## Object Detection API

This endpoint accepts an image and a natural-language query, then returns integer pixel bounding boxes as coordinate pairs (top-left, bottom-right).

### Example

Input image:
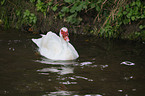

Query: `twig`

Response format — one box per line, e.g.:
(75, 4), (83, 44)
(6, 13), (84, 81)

(98, 0), (123, 33)
(7, 0), (17, 8)
(93, 0), (108, 24)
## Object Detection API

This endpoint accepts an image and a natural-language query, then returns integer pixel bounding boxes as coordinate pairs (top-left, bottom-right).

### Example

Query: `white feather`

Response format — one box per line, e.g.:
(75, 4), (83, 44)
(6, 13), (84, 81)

(32, 30), (79, 60)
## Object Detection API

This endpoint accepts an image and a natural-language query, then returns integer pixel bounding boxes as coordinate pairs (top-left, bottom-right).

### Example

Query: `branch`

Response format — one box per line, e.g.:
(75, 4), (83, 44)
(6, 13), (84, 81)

(93, 0), (108, 24)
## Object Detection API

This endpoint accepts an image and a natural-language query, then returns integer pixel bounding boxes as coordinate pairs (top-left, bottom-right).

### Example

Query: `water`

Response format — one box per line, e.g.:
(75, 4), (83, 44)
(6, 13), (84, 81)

(0, 29), (145, 96)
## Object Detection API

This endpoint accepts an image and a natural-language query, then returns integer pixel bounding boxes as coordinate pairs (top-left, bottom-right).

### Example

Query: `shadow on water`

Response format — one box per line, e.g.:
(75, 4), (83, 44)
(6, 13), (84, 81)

(0, 29), (145, 96)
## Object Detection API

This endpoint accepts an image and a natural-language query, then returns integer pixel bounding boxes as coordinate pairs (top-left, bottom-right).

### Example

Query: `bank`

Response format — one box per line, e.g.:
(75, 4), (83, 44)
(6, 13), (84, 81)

(0, 0), (145, 41)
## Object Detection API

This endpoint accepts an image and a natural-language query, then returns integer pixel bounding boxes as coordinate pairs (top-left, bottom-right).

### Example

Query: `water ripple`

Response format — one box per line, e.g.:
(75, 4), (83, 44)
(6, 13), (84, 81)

(120, 61), (135, 66)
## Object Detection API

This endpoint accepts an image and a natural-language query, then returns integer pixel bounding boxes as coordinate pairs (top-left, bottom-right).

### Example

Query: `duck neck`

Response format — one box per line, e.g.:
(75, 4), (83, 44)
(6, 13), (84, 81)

(60, 36), (68, 47)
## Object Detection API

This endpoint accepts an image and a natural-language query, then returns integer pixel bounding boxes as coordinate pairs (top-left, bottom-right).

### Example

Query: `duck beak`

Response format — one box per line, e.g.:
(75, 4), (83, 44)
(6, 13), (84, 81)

(64, 36), (70, 42)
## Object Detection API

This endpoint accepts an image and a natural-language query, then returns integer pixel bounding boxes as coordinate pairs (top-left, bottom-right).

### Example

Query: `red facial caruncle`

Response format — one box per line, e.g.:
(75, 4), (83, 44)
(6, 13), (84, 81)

(61, 29), (70, 42)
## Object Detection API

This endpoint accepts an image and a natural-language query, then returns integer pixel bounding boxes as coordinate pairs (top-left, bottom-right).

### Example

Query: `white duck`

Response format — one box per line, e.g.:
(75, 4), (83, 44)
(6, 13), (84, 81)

(32, 27), (79, 60)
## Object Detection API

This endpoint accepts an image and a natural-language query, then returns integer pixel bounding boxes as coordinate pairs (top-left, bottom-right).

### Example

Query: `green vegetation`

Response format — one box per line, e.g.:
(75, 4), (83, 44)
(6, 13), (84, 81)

(23, 10), (37, 25)
(0, 0), (145, 41)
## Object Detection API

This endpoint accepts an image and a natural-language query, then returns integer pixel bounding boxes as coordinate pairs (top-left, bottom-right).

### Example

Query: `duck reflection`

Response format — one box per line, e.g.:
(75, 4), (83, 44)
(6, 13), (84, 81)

(42, 91), (76, 96)
(36, 58), (77, 95)
(35, 58), (77, 65)
(36, 58), (77, 75)
(37, 66), (74, 75)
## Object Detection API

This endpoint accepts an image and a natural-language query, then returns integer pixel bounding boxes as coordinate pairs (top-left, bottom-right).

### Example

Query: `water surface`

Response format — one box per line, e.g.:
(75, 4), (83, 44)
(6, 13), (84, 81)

(0, 29), (145, 96)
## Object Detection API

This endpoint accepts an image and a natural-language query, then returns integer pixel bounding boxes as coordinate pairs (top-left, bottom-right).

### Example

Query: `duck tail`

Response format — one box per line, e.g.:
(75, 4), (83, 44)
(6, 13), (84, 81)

(32, 38), (42, 47)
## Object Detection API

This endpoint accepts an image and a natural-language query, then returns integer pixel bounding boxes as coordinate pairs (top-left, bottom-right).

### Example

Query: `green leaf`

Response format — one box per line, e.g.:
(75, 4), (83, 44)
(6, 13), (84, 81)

(23, 10), (30, 18)
(37, 0), (41, 4)
(16, 10), (20, 16)
(31, 13), (35, 17)
(85, 0), (89, 5)
(139, 25), (144, 29)
(123, 19), (130, 24)
(117, 11), (121, 16)
(64, 0), (74, 3)
(90, 3), (95, 8)
(66, 13), (77, 24)
(1, 0), (5, 5)
(136, 0), (141, 7)
(59, 12), (65, 19)
(48, 2), (52, 6)
(125, 4), (129, 8)
(83, 5), (87, 9)
(141, 14), (145, 19)
(30, 0), (36, 3)
(96, 0), (102, 4)
(123, 11), (127, 15)
(29, 16), (33, 20)
(76, 4), (83, 12)
(52, 5), (58, 12)
(43, 12), (46, 17)
(127, 13), (132, 18)
(70, 6), (76, 13)
(96, 6), (100, 11)
(61, 7), (69, 13)
(136, 16), (141, 19)
(82, 3), (87, 9)
(33, 16), (37, 24)
(131, 16), (135, 21)
(131, 2), (135, 6)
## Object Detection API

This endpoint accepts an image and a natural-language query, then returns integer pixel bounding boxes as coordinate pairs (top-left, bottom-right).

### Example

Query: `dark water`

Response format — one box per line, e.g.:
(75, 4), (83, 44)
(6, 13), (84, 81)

(0, 29), (145, 96)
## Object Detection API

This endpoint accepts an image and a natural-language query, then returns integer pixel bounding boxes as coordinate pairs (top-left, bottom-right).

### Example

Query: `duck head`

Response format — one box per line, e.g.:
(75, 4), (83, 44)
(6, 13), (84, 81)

(59, 27), (70, 42)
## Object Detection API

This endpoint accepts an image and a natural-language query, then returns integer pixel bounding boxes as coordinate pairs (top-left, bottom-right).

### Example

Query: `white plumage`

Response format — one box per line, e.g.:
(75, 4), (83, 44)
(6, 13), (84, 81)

(32, 27), (79, 60)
